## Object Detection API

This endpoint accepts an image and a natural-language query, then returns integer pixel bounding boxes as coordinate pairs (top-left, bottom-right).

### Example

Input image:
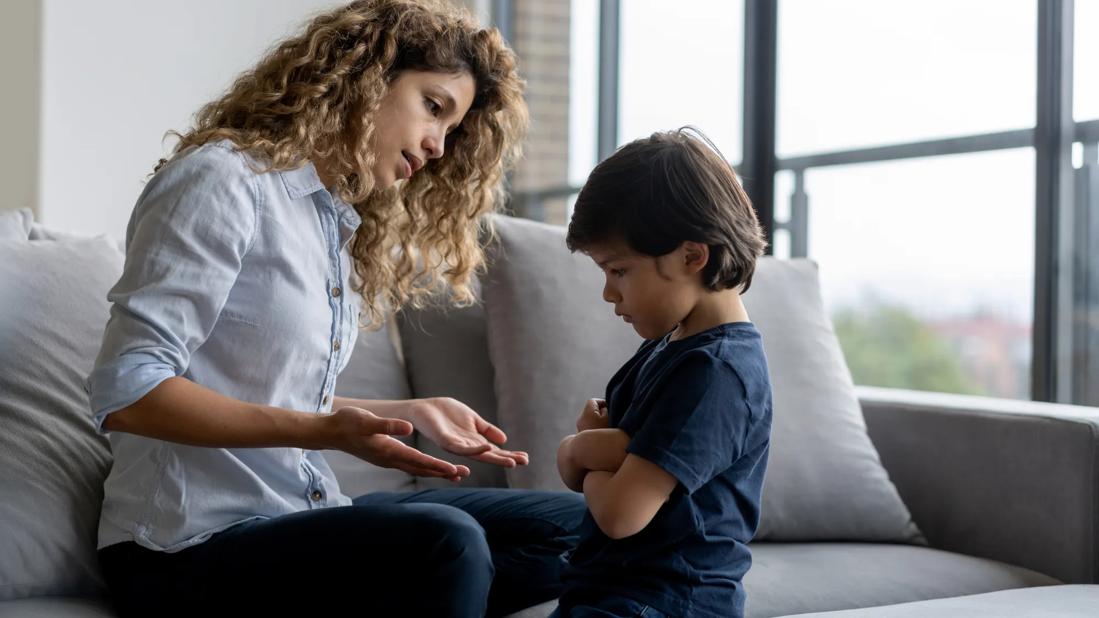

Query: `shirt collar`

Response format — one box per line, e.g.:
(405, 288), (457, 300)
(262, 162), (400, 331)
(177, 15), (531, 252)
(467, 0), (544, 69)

(278, 161), (363, 229)
(278, 161), (325, 200)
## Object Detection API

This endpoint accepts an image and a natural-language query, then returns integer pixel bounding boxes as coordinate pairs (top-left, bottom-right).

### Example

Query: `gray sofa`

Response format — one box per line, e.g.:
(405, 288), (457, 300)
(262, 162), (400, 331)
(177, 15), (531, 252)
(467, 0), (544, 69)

(2, 208), (1099, 617)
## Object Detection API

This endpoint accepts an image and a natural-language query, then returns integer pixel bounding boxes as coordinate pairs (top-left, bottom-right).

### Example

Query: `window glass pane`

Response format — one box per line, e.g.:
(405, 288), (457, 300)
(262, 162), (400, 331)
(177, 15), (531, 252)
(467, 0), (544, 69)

(618, 0), (743, 162)
(569, 0), (599, 187)
(805, 149), (1035, 399)
(772, 170), (795, 259)
(778, 0), (1036, 157)
(1076, 0), (1099, 121)
(508, 0), (596, 224)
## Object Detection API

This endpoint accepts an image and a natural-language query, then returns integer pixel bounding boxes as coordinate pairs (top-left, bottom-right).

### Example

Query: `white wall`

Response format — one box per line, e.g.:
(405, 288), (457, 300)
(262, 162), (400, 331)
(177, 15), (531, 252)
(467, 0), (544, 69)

(38, 0), (343, 236)
(0, 0), (41, 217)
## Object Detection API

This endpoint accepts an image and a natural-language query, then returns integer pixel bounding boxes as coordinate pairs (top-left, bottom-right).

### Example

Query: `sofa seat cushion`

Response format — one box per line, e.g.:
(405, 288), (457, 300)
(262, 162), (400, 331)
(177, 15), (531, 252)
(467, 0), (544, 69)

(786, 585), (1099, 611)
(745, 542), (1059, 618)
(502, 542), (1059, 618)
(782, 584), (1099, 617)
(0, 597), (116, 617)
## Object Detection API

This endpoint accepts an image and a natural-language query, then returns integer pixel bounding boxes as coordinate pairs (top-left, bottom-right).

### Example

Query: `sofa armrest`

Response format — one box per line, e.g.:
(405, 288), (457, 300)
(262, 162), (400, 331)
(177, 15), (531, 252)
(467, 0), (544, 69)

(858, 385), (1099, 584)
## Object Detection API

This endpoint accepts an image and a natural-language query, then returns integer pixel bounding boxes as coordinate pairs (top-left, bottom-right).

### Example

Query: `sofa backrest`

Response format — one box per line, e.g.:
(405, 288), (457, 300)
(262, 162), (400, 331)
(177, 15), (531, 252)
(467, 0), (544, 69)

(393, 214), (924, 544)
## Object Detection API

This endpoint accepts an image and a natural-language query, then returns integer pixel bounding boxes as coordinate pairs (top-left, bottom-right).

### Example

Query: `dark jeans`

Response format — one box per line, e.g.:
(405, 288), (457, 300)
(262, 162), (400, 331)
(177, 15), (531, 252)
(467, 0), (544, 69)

(98, 488), (585, 618)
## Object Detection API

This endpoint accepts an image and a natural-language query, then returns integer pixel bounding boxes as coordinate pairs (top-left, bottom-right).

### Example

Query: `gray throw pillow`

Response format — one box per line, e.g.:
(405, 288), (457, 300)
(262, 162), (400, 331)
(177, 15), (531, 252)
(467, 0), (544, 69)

(480, 215), (923, 543)
(30, 222), (126, 252)
(325, 319), (418, 496)
(0, 238), (122, 599)
(0, 208), (32, 240)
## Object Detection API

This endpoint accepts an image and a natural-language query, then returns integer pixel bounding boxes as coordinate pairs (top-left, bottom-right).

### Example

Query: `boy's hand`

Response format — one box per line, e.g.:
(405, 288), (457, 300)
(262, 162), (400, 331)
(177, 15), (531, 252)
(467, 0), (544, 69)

(577, 398), (610, 432)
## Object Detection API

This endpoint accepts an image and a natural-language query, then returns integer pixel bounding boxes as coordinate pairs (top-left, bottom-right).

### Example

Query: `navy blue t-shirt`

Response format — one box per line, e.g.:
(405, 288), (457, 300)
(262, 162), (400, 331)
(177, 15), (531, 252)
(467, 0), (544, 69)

(561, 322), (773, 617)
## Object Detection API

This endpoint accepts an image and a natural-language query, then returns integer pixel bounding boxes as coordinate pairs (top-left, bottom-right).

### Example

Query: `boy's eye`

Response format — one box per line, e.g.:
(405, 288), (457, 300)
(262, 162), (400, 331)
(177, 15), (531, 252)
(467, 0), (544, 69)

(610, 268), (626, 277)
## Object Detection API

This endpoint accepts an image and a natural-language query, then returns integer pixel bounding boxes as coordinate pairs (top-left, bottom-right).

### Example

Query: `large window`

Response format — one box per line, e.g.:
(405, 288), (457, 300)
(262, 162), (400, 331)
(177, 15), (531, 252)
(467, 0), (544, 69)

(495, 0), (1097, 404)
(775, 0), (1037, 398)
(776, 150), (1035, 398)
(1076, 0), (1098, 121)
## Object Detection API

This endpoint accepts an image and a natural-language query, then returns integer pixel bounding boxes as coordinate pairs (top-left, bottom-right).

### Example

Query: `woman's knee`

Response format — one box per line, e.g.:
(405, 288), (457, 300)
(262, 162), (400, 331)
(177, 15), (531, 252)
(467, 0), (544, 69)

(403, 504), (494, 617)
(407, 504), (493, 570)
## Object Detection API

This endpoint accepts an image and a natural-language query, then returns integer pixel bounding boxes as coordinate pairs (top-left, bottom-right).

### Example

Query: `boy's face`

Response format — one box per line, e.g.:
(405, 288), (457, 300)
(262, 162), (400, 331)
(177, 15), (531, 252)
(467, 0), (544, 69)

(586, 239), (703, 340)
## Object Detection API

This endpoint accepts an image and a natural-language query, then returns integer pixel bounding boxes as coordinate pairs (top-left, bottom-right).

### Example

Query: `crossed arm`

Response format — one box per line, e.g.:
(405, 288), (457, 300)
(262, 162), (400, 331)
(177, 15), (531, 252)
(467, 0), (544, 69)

(557, 427), (679, 539)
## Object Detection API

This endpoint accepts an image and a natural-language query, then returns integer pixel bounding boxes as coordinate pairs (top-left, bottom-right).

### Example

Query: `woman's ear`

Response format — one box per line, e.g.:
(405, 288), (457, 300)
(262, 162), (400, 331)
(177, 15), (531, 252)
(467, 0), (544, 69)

(681, 241), (709, 274)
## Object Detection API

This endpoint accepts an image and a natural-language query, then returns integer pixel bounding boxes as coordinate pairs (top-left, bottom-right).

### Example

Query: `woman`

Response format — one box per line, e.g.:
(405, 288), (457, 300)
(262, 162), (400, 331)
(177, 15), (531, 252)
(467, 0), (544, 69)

(88, 1), (584, 616)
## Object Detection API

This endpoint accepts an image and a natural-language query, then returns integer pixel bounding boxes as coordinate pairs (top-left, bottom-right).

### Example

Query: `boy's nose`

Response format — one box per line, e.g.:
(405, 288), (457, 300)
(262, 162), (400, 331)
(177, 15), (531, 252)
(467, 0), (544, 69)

(602, 282), (619, 304)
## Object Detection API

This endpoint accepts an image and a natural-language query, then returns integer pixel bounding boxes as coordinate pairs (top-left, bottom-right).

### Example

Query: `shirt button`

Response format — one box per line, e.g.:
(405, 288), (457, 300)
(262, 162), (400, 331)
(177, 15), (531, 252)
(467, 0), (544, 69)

(321, 394), (329, 405)
(333, 339), (341, 351)
(331, 287), (342, 297)
(310, 490), (323, 502)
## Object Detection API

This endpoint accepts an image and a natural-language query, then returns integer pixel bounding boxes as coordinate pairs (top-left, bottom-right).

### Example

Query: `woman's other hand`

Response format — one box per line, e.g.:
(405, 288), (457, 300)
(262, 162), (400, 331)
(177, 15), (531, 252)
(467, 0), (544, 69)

(325, 406), (469, 482)
(409, 397), (529, 468)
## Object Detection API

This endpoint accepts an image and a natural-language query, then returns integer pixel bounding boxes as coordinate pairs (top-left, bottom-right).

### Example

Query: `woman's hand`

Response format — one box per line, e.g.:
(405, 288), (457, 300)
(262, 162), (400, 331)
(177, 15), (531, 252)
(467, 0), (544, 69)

(409, 397), (529, 468)
(576, 398), (610, 432)
(324, 406), (470, 482)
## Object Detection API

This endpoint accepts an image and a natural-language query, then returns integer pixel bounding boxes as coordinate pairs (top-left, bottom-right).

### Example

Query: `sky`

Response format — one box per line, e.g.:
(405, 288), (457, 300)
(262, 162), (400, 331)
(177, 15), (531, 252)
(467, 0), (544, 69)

(568, 0), (1099, 323)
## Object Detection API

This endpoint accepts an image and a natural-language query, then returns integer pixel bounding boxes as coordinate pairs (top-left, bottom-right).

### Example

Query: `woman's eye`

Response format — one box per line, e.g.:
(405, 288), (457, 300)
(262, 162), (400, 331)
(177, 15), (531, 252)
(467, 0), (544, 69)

(424, 98), (441, 115)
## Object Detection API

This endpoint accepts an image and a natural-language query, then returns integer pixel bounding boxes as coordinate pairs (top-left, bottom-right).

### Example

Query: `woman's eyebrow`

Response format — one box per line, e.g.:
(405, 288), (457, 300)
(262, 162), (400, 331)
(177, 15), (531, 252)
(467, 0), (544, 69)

(430, 86), (458, 113)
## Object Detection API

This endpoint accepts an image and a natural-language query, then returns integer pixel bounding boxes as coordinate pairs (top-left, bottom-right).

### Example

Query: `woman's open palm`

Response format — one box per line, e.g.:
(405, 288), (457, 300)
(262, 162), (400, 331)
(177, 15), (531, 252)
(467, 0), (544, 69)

(329, 406), (470, 481)
(410, 397), (530, 468)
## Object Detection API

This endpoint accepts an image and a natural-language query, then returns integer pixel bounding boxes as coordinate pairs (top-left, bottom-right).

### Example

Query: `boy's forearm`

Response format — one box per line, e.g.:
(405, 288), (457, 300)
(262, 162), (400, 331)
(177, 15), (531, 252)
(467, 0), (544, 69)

(557, 435), (587, 492)
(570, 429), (630, 473)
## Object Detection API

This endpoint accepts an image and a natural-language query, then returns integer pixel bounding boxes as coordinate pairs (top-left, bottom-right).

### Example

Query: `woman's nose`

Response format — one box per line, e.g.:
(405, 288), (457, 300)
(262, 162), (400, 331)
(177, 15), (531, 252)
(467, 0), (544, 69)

(423, 130), (444, 159)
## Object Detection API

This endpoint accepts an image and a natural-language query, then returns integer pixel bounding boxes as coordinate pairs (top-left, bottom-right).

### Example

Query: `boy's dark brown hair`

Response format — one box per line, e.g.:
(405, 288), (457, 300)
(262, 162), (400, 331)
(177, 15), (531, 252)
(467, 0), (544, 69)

(566, 127), (768, 292)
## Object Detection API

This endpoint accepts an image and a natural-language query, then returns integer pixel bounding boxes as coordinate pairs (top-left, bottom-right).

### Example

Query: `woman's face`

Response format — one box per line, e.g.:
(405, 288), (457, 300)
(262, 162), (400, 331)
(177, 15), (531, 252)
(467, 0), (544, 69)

(370, 69), (476, 189)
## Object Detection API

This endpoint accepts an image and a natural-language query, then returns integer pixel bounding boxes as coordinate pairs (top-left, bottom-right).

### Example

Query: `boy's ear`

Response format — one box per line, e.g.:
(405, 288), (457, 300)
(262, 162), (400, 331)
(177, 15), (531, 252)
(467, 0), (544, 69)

(681, 241), (709, 274)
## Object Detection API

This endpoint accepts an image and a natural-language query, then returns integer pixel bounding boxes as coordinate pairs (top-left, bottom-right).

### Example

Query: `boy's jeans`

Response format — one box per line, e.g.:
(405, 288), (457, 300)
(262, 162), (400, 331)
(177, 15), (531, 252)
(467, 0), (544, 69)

(99, 488), (585, 618)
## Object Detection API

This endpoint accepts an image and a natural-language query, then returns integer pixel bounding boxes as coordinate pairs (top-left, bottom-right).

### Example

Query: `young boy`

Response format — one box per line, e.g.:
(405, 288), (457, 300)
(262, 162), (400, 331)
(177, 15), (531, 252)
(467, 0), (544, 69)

(554, 128), (772, 618)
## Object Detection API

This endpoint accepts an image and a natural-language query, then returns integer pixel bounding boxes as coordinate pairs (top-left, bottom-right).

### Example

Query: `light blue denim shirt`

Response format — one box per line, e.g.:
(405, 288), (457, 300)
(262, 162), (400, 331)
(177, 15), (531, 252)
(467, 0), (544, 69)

(88, 141), (363, 552)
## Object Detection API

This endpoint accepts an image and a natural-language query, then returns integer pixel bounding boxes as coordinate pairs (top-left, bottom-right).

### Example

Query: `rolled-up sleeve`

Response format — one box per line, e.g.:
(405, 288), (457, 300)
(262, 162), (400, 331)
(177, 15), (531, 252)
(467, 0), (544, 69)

(87, 144), (259, 432)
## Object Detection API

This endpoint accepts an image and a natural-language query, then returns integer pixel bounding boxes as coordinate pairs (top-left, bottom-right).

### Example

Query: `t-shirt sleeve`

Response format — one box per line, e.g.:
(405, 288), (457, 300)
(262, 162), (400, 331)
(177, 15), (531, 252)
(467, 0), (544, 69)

(626, 351), (753, 494)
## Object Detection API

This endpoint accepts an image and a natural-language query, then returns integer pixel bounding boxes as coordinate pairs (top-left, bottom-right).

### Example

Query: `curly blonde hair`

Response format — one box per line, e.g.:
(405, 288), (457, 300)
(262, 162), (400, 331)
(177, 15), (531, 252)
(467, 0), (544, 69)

(162, 0), (526, 325)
